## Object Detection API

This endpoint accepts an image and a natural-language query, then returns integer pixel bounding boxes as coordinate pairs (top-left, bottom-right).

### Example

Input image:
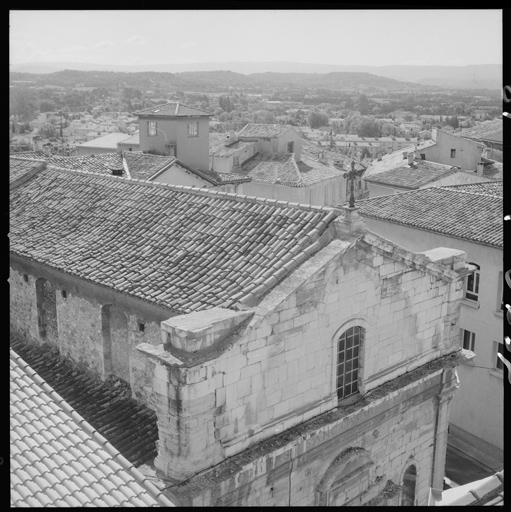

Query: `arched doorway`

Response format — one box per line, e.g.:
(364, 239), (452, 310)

(316, 448), (373, 506)
(401, 465), (417, 506)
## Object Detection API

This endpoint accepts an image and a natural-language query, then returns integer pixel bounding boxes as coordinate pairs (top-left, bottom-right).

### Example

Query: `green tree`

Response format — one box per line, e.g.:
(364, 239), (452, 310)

(308, 111), (329, 129)
(10, 88), (37, 121)
(253, 110), (276, 124)
(38, 122), (58, 139)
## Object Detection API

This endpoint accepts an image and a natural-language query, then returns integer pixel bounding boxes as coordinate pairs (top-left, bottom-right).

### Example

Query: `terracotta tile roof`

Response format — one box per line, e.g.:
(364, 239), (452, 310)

(10, 157), (46, 185)
(458, 119), (503, 143)
(44, 153), (125, 175)
(9, 150), (46, 158)
(10, 167), (339, 314)
(10, 334), (159, 467)
(123, 152), (175, 180)
(416, 139), (436, 150)
(296, 157), (345, 186)
(239, 152), (303, 186)
(357, 183), (502, 248)
(238, 123), (293, 139)
(10, 344), (173, 507)
(209, 133), (256, 157)
(133, 102), (212, 117)
(363, 160), (457, 189)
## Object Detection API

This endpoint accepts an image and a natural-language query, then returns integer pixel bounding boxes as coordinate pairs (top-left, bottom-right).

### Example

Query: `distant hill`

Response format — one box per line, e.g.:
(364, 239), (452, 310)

(9, 68), (433, 93)
(9, 61), (501, 89)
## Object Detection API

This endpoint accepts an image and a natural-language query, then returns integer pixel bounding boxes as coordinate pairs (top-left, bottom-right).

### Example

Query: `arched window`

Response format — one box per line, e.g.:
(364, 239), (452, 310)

(337, 326), (364, 400)
(401, 465), (417, 506)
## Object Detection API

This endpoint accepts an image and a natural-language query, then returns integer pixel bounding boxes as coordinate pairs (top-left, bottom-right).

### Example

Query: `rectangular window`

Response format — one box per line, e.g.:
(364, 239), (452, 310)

(138, 322), (145, 332)
(420, 153), (426, 160)
(461, 329), (475, 352)
(148, 121), (157, 137)
(495, 342), (504, 370)
(465, 264), (481, 302)
(23, 274), (29, 283)
(287, 141), (294, 153)
(187, 122), (199, 137)
(61, 290), (67, 299)
(233, 156), (239, 167)
(450, 149), (456, 158)
(337, 326), (363, 400)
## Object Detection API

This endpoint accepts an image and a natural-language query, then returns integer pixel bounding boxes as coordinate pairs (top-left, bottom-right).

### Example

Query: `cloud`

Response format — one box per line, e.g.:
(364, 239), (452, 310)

(125, 35), (147, 45)
(93, 40), (115, 49)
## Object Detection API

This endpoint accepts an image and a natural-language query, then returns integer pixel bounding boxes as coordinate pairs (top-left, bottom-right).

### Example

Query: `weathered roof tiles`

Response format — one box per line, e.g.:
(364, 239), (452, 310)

(357, 182), (502, 248)
(10, 345), (173, 507)
(10, 166), (339, 314)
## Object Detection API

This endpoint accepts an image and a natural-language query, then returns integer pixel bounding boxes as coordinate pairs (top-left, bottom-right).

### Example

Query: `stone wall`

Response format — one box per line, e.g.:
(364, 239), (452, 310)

(138, 235), (464, 483)
(9, 259), (170, 409)
(165, 364), (458, 506)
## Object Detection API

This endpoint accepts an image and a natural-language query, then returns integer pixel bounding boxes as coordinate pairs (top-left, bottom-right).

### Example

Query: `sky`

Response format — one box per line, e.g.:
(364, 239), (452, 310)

(10, 9), (502, 68)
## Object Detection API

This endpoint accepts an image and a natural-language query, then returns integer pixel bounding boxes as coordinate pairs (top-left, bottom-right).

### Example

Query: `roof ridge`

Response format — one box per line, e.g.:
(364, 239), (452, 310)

(43, 164), (342, 215)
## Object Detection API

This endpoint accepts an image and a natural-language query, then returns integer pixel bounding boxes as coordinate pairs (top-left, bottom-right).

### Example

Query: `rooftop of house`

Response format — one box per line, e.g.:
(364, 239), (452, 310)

(76, 132), (133, 149)
(357, 182), (502, 248)
(437, 471), (504, 506)
(458, 119), (503, 143)
(10, 334), (159, 468)
(238, 123), (294, 139)
(300, 139), (365, 172)
(10, 166), (339, 314)
(416, 139), (437, 151)
(12, 150), (246, 185)
(363, 159), (458, 190)
(133, 102), (213, 118)
(363, 146), (417, 179)
(10, 156), (47, 185)
(480, 158), (503, 181)
(118, 132), (140, 145)
(238, 152), (302, 186)
(209, 133), (256, 157)
(10, 343), (172, 507)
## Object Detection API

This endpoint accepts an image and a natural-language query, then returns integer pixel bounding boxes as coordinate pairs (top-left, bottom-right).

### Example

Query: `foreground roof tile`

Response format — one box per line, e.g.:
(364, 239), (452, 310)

(10, 345), (174, 507)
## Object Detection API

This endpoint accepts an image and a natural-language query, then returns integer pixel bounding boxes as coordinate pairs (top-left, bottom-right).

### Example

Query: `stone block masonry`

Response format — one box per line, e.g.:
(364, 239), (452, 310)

(9, 256), (174, 410)
(162, 361), (459, 506)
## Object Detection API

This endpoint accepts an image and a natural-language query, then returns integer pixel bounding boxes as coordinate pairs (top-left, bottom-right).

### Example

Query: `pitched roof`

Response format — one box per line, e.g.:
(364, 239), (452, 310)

(123, 152), (176, 180)
(458, 119), (503, 143)
(440, 471), (504, 506)
(10, 334), (159, 468)
(209, 133), (256, 157)
(363, 145), (417, 178)
(133, 102), (212, 117)
(363, 160), (458, 189)
(10, 346), (173, 507)
(239, 152), (303, 186)
(117, 132), (140, 145)
(238, 123), (294, 139)
(10, 167), (339, 314)
(357, 183), (502, 248)
(10, 157), (46, 185)
(296, 157), (345, 186)
(76, 132), (133, 149)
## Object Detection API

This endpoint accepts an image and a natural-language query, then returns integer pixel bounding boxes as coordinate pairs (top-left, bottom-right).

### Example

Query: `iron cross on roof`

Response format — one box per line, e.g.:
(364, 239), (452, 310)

(344, 161), (364, 208)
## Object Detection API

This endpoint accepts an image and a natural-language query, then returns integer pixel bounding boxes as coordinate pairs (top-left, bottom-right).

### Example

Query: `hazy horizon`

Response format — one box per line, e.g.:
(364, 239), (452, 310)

(10, 10), (502, 68)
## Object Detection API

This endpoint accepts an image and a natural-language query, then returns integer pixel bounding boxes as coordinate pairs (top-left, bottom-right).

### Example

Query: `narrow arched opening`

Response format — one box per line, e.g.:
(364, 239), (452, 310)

(401, 464), (417, 506)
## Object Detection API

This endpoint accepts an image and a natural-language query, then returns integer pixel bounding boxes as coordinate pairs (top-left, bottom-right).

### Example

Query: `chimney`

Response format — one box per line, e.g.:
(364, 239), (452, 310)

(476, 161), (484, 176)
(225, 130), (237, 145)
(318, 150), (328, 165)
(407, 152), (414, 165)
